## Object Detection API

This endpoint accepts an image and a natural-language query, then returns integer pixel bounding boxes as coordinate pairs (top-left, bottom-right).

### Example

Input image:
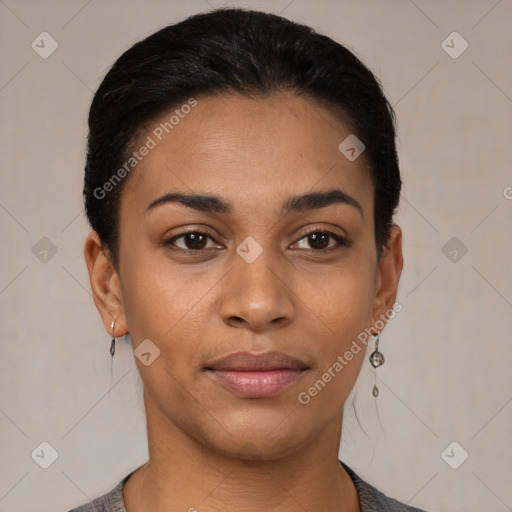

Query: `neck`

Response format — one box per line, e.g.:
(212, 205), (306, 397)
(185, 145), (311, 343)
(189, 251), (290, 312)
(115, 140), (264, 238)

(123, 395), (360, 512)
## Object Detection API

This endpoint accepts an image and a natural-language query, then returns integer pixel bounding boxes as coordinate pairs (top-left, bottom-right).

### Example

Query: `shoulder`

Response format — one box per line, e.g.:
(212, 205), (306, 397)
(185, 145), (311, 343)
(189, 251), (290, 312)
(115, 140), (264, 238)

(341, 461), (430, 512)
(67, 477), (127, 512)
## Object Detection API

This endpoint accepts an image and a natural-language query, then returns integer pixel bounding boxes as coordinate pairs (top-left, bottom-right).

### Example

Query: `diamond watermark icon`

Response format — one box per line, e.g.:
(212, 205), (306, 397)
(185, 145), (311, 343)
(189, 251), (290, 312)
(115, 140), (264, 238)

(441, 441), (468, 469)
(338, 134), (365, 161)
(31, 32), (59, 59)
(441, 32), (468, 59)
(236, 236), (263, 264)
(442, 236), (468, 263)
(32, 237), (58, 263)
(134, 338), (161, 366)
(31, 441), (59, 469)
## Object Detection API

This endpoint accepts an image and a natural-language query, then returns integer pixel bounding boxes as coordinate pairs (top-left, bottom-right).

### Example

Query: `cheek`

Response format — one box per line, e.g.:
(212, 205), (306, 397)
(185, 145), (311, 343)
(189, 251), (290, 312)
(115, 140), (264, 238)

(118, 251), (225, 397)
(304, 258), (376, 341)
(121, 266), (204, 347)
(293, 260), (375, 405)
(295, 282), (370, 412)
(119, 259), (207, 405)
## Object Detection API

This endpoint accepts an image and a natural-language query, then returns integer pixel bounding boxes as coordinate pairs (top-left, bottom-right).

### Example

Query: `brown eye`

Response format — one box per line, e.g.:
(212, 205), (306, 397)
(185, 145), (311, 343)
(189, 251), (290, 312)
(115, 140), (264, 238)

(294, 230), (349, 251)
(306, 232), (330, 250)
(166, 231), (217, 252)
(181, 232), (208, 250)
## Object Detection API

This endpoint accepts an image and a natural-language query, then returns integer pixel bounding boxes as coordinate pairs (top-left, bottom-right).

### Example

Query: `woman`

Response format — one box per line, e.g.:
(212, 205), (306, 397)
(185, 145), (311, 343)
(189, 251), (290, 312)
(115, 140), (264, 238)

(70, 7), (428, 512)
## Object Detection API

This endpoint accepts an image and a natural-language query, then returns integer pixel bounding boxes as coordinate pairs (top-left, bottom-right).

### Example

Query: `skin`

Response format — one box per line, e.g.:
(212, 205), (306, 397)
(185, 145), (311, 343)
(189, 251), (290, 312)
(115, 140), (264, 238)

(84, 91), (403, 512)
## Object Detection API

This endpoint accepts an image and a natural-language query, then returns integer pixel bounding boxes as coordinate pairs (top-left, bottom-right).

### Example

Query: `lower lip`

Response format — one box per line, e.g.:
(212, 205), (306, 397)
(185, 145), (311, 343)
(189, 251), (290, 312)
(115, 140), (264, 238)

(208, 369), (306, 398)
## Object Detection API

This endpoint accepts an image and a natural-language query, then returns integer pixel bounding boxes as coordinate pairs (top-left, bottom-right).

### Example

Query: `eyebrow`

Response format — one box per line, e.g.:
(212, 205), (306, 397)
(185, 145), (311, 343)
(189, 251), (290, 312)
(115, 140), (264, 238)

(145, 188), (363, 218)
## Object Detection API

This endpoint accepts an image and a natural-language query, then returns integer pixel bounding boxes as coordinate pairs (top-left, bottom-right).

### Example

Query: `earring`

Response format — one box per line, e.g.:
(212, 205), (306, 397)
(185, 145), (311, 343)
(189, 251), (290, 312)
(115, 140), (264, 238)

(369, 331), (385, 397)
(109, 321), (116, 357)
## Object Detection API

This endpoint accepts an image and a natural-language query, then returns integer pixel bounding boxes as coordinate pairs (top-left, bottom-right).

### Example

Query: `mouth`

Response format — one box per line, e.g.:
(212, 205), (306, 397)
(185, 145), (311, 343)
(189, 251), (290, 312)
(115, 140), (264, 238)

(204, 351), (310, 399)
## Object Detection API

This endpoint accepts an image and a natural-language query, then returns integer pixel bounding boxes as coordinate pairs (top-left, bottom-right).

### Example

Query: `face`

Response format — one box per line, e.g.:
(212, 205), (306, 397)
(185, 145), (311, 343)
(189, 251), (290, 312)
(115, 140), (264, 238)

(85, 91), (402, 460)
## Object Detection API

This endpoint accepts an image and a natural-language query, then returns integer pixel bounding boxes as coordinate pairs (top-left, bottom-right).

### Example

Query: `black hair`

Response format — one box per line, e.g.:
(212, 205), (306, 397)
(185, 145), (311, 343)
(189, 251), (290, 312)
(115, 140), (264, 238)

(84, 8), (401, 270)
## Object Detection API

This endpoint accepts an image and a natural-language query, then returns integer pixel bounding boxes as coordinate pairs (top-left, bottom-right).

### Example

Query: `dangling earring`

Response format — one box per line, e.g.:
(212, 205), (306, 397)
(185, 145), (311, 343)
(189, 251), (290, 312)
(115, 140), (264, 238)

(369, 331), (385, 397)
(109, 321), (116, 357)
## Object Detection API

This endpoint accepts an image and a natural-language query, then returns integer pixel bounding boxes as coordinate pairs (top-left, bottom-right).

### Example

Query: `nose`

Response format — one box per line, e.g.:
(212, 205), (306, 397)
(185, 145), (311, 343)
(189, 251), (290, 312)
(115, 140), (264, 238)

(219, 247), (295, 332)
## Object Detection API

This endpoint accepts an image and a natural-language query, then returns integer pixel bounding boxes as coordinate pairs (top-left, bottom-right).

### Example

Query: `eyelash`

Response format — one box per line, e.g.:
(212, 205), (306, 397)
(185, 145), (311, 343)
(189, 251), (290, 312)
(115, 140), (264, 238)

(163, 227), (350, 255)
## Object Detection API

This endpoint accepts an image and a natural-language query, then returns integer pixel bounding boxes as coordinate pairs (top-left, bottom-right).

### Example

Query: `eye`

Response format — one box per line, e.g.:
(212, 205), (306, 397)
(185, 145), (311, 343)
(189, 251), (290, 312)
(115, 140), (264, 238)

(165, 230), (220, 253)
(292, 230), (350, 252)
(163, 228), (350, 255)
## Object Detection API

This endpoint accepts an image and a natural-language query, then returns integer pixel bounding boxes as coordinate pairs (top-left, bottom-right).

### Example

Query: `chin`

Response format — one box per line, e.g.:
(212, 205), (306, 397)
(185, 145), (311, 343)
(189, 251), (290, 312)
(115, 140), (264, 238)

(192, 410), (315, 462)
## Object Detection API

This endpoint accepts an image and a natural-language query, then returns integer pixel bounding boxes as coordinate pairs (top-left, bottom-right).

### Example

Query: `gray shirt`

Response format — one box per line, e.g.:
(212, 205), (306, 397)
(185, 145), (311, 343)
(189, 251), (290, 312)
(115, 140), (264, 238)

(68, 461), (428, 512)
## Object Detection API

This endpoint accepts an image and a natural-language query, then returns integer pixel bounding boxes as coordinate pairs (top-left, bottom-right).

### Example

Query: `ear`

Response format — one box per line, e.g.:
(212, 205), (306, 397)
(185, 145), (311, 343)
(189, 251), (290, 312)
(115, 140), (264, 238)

(84, 231), (128, 336)
(371, 224), (403, 331)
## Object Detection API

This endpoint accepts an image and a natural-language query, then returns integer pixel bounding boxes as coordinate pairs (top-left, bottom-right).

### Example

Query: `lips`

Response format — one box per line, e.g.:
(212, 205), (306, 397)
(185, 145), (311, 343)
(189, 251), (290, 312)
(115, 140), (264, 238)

(206, 351), (308, 372)
(205, 351), (309, 398)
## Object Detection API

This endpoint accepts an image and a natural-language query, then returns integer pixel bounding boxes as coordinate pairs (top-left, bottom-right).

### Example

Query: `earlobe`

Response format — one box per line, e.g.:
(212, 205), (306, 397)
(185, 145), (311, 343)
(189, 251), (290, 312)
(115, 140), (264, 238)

(371, 224), (404, 329)
(84, 231), (128, 336)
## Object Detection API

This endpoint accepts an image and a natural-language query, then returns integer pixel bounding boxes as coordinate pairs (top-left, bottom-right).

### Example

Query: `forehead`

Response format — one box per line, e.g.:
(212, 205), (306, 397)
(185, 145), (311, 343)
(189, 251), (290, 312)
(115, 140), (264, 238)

(122, 91), (373, 217)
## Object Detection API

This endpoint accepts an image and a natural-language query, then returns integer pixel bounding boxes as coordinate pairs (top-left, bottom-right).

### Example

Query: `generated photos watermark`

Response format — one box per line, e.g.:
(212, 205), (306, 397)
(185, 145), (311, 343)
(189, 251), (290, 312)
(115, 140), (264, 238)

(297, 301), (403, 405)
(93, 97), (198, 200)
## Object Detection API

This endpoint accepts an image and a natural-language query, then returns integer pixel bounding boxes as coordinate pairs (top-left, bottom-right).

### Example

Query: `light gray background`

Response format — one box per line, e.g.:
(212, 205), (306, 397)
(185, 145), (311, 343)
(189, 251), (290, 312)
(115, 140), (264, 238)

(1, 1), (511, 511)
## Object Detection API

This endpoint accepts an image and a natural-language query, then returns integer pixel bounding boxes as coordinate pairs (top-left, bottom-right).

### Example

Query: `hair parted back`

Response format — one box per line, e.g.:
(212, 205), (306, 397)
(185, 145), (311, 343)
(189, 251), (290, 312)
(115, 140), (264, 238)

(84, 7), (401, 270)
